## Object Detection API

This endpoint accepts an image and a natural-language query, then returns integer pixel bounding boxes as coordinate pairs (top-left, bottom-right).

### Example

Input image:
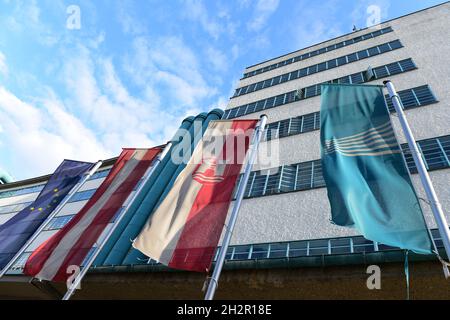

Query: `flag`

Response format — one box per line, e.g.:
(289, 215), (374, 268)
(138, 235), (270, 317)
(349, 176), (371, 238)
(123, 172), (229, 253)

(24, 148), (161, 282)
(133, 120), (258, 272)
(320, 83), (433, 254)
(0, 160), (93, 269)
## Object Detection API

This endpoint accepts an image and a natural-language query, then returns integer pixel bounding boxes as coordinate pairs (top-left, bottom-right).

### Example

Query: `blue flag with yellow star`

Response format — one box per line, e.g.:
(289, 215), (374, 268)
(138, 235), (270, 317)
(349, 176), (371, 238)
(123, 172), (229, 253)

(0, 160), (93, 270)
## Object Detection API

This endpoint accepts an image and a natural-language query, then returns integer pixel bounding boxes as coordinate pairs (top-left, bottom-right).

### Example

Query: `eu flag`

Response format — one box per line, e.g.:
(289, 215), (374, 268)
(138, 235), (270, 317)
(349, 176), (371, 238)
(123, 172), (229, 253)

(320, 84), (433, 254)
(0, 160), (93, 269)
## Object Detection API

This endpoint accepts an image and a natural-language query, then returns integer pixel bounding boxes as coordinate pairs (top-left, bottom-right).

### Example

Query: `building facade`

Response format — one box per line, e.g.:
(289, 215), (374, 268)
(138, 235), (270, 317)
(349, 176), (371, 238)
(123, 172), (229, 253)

(0, 3), (449, 299)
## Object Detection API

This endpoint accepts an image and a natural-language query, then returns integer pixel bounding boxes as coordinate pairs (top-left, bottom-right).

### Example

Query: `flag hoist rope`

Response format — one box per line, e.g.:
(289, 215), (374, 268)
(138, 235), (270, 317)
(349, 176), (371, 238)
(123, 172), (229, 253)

(0, 160), (104, 279)
(384, 80), (450, 278)
(205, 114), (268, 300)
(62, 143), (173, 300)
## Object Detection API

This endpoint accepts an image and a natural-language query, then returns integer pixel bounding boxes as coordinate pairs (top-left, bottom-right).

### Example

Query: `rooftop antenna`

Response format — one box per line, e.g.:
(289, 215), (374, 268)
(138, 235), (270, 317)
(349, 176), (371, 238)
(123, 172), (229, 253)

(352, 25), (358, 32)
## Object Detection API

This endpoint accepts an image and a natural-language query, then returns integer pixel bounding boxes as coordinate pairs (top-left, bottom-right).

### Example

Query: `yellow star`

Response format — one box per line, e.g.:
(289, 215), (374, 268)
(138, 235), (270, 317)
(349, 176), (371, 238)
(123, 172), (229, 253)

(53, 188), (59, 193)
(30, 207), (35, 211)
(38, 208), (43, 212)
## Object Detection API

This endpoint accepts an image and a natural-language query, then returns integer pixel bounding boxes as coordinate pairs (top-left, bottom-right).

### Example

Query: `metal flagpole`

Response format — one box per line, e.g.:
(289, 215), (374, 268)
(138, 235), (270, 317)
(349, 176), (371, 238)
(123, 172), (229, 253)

(0, 160), (103, 279)
(384, 80), (450, 264)
(205, 114), (268, 300)
(62, 143), (173, 300)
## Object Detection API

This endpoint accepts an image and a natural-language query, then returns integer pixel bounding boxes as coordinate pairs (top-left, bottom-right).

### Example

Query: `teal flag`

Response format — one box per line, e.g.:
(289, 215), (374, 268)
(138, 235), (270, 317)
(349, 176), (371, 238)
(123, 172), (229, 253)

(320, 83), (433, 254)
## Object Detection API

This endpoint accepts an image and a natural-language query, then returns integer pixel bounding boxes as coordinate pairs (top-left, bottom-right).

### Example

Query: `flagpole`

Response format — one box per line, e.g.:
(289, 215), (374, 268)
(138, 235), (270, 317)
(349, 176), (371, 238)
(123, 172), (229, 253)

(0, 160), (103, 279)
(62, 143), (173, 300)
(205, 115), (268, 300)
(384, 80), (450, 263)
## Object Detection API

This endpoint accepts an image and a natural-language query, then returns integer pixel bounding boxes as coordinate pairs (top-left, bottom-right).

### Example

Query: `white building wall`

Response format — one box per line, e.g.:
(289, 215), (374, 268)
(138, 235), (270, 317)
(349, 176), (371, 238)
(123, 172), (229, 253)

(227, 3), (450, 245)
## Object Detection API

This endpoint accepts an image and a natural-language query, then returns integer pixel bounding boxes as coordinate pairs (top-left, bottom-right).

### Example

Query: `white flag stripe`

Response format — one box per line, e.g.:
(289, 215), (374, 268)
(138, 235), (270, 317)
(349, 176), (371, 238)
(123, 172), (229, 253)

(35, 150), (147, 280)
(325, 142), (399, 154)
(325, 136), (397, 151)
(326, 121), (391, 143)
(325, 135), (396, 151)
(330, 149), (402, 157)
(325, 123), (392, 145)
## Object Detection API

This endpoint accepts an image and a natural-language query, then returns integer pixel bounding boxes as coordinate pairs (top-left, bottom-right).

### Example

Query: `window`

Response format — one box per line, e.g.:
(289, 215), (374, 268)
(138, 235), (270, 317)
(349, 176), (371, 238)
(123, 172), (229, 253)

(233, 246), (251, 260)
(418, 138), (450, 170)
(280, 74), (289, 83)
(367, 46), (380, 56)
(299, 68), (308, 77)
(388, 39), (403, 50)
(357, 49), (369, 59)
(255, 100), (266, 112)
(269, 243), (288, 258)
(241, 26), (394, 79)
(251, 244), (269, 259)
(317, 62), (327, 72)
(89, 169), (110, 180)
(347, 52), (358, 63)
(373, 65), (390, 79)
(265, 97), (275, 109)
(262, 79), (272, 89)
(68, 189), (96, 203)
(290, 70), (299, 80)
(288, 242), (308, 257)
(336, 56), (347, 66)
(45, 215), (74, 230)
(0, 184), (45, 199)
(309, 240), (330, 255)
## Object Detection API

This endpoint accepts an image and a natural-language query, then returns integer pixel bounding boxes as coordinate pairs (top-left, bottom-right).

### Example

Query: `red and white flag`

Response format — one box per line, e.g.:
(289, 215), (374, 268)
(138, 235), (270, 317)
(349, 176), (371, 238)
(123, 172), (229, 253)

(24, 147), (162, 282)
(133, 120), (258, 272)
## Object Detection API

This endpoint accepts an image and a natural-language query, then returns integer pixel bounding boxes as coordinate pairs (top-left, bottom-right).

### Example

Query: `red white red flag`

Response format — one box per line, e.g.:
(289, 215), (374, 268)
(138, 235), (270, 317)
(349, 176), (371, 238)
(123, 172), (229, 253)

(24, 147), (161, 282)
(133, 120), (258, 272)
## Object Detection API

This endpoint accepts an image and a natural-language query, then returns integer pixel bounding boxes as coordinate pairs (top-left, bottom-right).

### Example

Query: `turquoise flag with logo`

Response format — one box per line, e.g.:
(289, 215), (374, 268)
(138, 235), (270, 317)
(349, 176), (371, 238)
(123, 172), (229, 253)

(320, 83), (433, 254)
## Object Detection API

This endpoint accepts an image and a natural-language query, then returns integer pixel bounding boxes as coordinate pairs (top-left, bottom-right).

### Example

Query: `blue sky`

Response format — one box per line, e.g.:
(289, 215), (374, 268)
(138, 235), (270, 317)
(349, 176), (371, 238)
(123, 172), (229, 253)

(0, 0), (445, 180)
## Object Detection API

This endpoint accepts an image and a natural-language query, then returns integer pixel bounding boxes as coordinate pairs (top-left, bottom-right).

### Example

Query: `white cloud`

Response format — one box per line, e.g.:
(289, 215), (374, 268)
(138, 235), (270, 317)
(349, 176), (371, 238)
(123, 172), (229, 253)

(181, 0), (222, 40)
(290, 0), (345, 49)
(116, 1), (148, 35)
(123, 36), (217, 109)
(206, 46), (228, 72)
(0, 86), (108, 178)
(247, 0), (280, 32)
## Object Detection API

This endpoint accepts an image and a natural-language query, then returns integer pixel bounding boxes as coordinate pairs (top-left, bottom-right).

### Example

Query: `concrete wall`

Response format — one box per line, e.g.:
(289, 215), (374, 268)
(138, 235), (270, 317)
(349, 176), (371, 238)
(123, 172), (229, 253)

(227, 3), (450, 246)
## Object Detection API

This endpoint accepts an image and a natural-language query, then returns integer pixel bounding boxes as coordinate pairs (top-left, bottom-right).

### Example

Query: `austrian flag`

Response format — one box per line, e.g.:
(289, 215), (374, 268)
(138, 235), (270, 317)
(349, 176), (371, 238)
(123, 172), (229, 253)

(133, 119), (258, 272)
(24, 147), (162, 282)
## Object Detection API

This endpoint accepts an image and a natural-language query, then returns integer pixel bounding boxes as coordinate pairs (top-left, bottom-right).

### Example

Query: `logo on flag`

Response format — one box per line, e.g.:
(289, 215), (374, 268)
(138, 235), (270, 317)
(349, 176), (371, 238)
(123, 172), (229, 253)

(192, 157), (225, 185)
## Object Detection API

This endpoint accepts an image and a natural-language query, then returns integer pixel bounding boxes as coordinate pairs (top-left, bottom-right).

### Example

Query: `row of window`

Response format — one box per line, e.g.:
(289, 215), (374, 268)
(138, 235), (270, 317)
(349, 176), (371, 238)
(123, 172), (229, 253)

(243, 26), (393, 79)
(0, 169), (110, 200)
(224, 58), (417, 120)
(264, 85), (437, 141)
(233, 135), (450, 200)
(0, 170), (112, 216)
(10, 229), (443, 271)
(233, 39), (403, 98)
(43, 208), (123, 231)
(144, 229), (442, 266)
